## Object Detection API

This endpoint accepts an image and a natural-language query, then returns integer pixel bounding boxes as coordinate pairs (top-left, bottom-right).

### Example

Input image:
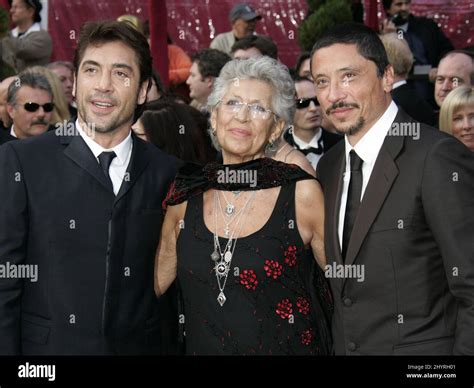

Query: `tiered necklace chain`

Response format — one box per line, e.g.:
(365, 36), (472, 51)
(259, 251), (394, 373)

(211, 190), (256, 306)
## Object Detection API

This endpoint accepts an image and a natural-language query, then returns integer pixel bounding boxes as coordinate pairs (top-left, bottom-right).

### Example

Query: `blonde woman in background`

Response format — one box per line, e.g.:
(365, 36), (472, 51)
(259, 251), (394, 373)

(439, 86), (474, 152)
(23, 66), (70, 125)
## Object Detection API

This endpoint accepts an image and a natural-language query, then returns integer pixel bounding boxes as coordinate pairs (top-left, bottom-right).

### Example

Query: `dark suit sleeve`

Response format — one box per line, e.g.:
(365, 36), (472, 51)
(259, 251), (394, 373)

(432, 21), (453, 65)
(421, 137), (474, 355)
(0, 143), (28, 355)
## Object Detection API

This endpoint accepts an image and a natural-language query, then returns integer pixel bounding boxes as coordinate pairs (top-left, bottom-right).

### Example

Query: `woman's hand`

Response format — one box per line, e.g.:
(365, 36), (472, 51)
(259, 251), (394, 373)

(154, 202), (186, 296)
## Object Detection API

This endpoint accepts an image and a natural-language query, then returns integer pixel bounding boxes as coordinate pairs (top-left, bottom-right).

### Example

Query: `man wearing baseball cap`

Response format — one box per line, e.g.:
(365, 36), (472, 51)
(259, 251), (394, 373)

(210, 3), (262, 55)
(1, 0), (52, 72)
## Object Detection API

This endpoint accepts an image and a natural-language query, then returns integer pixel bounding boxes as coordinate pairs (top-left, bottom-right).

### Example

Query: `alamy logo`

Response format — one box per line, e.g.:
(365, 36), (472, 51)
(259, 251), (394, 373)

(324, 262), (365, 282)
(0, 261), (38, 282)
(217, 167), (257, 187)
(18, 362), (55, 381)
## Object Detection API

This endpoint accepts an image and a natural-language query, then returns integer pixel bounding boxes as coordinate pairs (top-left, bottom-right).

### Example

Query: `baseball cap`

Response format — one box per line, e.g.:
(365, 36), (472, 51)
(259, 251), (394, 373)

(229, 3), (262, 22)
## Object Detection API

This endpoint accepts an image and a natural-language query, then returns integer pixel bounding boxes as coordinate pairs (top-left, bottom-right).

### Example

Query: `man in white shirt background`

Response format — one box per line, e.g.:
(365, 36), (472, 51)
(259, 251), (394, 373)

(0, 0), (52, 72)
(284, 75), (341, 170)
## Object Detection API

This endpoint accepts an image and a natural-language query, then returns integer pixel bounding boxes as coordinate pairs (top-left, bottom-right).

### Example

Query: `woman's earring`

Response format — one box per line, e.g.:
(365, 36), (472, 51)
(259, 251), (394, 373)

(264, 140), (278, 157)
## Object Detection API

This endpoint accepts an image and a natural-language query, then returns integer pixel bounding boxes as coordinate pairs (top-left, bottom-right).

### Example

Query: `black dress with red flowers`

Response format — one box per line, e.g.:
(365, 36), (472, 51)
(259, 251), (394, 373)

(176, 183), (333, 355)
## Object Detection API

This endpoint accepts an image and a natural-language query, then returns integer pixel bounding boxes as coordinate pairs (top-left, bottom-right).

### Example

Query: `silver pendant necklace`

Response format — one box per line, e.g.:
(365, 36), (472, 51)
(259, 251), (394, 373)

(211, 190), (256, 306)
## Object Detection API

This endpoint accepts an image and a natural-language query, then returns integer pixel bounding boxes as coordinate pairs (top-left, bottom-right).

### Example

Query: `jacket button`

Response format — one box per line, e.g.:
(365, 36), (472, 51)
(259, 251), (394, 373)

(343, 298), (352, 307)
(348, 342), (357, 351)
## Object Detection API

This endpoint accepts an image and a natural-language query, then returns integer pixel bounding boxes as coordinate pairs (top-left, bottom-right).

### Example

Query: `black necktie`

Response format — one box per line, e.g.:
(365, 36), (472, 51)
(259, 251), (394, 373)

(98, 151), (116, 192)
(342, 150), (363, 260)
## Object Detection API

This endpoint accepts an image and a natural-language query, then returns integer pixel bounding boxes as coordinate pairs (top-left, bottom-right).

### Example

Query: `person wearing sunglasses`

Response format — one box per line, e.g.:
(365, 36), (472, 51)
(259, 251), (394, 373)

(6, 71), (54, 139)
(283, 75), (341, 170)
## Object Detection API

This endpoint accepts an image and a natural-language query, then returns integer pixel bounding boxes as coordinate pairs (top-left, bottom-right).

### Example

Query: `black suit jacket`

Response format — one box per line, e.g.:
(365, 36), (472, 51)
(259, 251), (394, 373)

(0, 125), (180, 355)
(407, 15), (453, 67)
(391, 83), (436, 127)
(0, 129), (15, 145)
(317, 110), (474, 355)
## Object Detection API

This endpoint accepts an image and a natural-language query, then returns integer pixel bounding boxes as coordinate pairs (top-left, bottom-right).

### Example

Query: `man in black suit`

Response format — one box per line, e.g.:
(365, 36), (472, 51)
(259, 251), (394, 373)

(0, 21), (179, 355)
(284, 75), (341, 170)
(313, 23), (474, 355)
(380, 33), (436, 126)
(0, 130), (15, 145)
(380, 0), (453, 105)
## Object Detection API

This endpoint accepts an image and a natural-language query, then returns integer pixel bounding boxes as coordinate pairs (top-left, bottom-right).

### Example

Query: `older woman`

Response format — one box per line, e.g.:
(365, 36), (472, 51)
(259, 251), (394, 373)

(439, 86), (474, 152)
(155, 57), (332, 355)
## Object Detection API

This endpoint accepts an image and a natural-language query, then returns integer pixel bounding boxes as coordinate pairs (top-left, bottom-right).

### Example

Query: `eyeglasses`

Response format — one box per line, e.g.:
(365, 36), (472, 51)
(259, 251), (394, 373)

(295, 97), (319, 109)
(219, 99), (277, 120)
(22, 102), (55, 113)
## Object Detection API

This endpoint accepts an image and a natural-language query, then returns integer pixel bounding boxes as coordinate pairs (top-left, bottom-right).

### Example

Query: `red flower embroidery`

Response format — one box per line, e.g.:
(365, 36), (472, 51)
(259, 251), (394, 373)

(296, 297), (310, 315)
(301, 329), (313, 346)
(264, 260), (283, 279)
(276, 298), (293, 319)
(284, 245), (297, 267)
(239, 269), (258, 290)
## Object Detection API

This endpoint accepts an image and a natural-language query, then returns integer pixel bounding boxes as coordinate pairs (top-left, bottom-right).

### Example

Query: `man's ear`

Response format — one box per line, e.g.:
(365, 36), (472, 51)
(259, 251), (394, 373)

(6, 104), (15, 120)
(383, 64), (395, 93)
(137, 79), (148, 105)
(205, 76), (214, 90)
(72, 73), (76, 98)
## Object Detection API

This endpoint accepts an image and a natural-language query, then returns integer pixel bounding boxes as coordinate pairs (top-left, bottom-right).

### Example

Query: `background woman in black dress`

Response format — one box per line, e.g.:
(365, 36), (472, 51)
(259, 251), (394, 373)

(155, 56), (332, 355)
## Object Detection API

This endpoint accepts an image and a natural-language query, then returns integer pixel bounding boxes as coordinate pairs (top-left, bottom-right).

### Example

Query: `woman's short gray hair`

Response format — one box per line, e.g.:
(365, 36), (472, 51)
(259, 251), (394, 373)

(207, 56), (295, 149)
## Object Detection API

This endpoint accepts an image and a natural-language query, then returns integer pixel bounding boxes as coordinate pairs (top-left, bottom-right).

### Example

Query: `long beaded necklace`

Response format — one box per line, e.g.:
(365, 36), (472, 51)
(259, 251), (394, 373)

(211, 190), (256, 306)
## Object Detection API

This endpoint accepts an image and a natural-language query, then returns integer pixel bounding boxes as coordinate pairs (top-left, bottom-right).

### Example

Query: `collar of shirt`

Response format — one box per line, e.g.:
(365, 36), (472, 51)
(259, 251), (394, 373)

(292, 128), (322, 149)
(12, 22), (41, 38)
(397, 22), (409, 33)
(392, 80), (407, 90)
(10, 125), (17, 138)
(344, 101), (398, 169)
(75, 119), (132, 166)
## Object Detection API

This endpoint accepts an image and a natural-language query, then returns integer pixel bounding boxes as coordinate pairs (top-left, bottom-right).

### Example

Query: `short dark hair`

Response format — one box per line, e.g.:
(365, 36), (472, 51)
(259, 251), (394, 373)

(382, 0), (393, 10)
(310, 23), (389, 78)
(7, 71), (52, 105)
(74, 20), (152, 121)
(9, 0), (42, 23)
(295, 51), (311, 75)
(382, 0), (411, 11)
(140, 100), (216, 164)
(74, 20), (152, 88)
(230, 35), (278, 59)
(191, 49), (231, 79)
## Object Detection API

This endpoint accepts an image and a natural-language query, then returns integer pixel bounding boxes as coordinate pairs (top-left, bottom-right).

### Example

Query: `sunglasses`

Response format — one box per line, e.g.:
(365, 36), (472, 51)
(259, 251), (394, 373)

(296, 97), (319, 109)
(22, 102), (55, 113)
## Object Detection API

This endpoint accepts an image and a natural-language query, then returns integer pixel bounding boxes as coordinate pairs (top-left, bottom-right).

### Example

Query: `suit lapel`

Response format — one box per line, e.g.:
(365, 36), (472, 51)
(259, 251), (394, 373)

(62, 129), (114, 193)
(344, 117), (406, 268)
(114, 135), (150, 203)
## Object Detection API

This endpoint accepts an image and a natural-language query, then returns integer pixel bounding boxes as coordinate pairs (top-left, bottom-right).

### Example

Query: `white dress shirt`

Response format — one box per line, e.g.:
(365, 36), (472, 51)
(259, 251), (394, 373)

(10, 126), (18, 138)
(292, 129), (323, 170)
(337, 101), (398, 248)
(11, 22), (41, 38)
(392, 80), (407, 90)
(76, 120), (133, 195)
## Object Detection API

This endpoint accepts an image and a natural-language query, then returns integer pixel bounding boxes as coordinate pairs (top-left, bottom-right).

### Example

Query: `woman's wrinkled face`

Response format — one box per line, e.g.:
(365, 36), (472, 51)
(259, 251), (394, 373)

(211, 79), (284, 160)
